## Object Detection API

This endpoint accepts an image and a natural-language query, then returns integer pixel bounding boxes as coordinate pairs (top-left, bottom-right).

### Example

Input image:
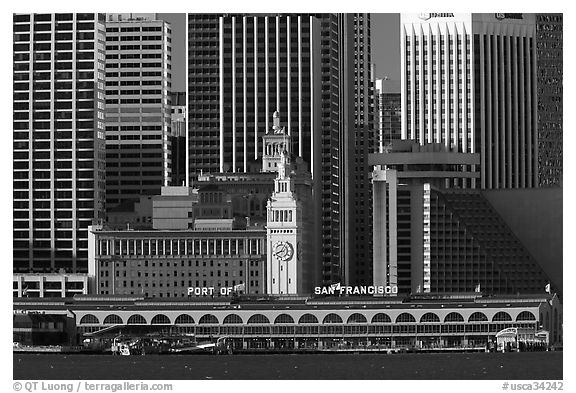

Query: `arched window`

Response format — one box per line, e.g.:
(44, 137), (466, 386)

(516, 311), (536, 321)
(103, 314), (123, 325)
(371, 313), (392, 323)
(175, 314), (195, 324)
(223, 314), (243, 324)
(199, 314), (219, 324)
(346, 313), (367, 324)
(444, 312), (464, 323)
(79, 314), (99, 325)
(420, 313), (441, 323)
(395, 313), (416, 323)
(468, 312), (488, 322)
(247, 314), (270, 324)
(274, 314), (295, 324)
(298, 313), (319, 324)
(127, 314), (147, 325)
(151, 314), (171, 325)
(492, 312), (513, 322)
(322, 313), (343, 324)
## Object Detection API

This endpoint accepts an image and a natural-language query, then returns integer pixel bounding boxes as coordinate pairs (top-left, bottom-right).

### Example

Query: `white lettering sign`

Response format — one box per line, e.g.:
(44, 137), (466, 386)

(313, 285), (399, 296)
(187, 286), (236, 296)
(495, 13), (523, 20)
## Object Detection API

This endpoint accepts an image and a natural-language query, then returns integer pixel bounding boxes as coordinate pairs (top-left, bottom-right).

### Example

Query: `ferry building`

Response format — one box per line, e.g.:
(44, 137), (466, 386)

(13, 292), (562, 351)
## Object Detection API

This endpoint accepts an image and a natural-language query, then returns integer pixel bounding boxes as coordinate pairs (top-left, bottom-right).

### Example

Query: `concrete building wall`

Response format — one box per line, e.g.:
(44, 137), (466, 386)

(89, 229), (267, 298)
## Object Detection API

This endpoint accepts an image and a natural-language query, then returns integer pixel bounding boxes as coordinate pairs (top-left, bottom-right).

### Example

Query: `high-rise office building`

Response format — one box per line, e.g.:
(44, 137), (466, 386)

(13, 13), (106, 273)
(188, 14), (320, 175)
(170, 91), (187, 187)
(401, 13), (539, 189)
(104, 14), (172, 209)
(188, 13), (374, 285)
(342, 14), (376, 286)
(536, 14), (562, 187)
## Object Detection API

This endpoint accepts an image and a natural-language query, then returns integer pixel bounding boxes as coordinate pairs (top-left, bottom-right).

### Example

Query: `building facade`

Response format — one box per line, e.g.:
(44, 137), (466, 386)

(88, 225), (267, 298)
(535, 14), (562, 187)
(401, 13), (540, 190)
(104, 14), (172, 208)
(13, 13), (107, 273)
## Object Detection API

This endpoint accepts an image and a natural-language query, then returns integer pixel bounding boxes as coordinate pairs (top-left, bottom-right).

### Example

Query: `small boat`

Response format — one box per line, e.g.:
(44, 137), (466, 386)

(110, 334), (231, 355)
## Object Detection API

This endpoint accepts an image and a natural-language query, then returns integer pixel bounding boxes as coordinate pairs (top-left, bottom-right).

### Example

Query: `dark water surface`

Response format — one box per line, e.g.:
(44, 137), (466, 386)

(14, 352), (562, 380)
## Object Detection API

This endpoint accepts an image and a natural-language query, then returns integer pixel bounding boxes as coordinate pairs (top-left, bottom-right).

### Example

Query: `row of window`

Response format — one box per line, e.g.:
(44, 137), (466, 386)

(96, 238), (264, 257)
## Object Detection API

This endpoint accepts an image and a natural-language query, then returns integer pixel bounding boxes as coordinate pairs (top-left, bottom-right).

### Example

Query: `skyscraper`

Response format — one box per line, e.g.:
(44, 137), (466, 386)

(13, 13), (106, 273)
(536, 13), (562, 187)
(342, 13), (376, 286)
(104, 13), (172, 209)
(188, 13), (374, 285)
(187, 14), (320, 175)
(401, 13), (539, 189)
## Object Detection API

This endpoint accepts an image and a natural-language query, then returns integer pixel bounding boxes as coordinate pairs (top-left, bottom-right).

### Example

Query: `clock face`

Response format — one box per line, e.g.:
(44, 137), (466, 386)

(272, 241), (294, 262)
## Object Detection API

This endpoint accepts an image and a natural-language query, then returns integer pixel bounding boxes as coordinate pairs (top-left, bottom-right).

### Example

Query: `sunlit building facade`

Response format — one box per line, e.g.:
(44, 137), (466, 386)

(13, 13), (107, 273)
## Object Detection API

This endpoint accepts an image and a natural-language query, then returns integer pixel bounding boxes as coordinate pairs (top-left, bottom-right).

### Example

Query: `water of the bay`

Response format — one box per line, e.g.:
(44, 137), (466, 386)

(13, 352), (562, 380)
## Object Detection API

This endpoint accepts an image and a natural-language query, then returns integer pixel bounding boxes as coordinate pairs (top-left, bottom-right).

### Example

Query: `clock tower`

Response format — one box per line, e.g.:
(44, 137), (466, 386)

(265, 112), (313, 295)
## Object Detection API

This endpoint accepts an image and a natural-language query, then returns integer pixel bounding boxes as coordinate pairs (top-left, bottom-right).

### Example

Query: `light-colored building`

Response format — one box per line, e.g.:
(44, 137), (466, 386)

(13, 273), (89, 298)
(401, 13), (538, 189)
(13, 13), (107, 273)
(88, 224), (267, 298)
